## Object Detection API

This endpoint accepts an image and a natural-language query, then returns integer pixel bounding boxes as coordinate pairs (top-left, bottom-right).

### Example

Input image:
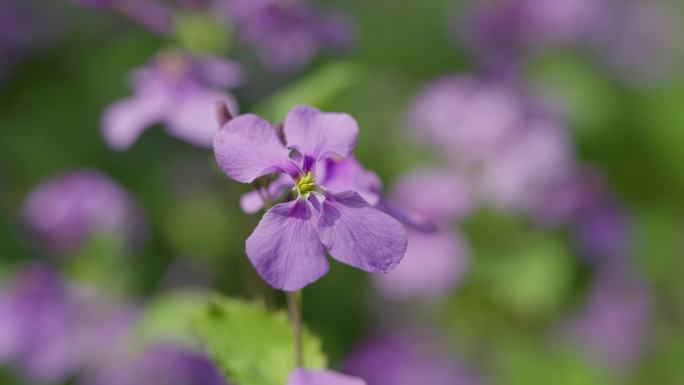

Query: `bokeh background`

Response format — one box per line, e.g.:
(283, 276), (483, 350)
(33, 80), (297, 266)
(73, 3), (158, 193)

(2, 0), (684, 384)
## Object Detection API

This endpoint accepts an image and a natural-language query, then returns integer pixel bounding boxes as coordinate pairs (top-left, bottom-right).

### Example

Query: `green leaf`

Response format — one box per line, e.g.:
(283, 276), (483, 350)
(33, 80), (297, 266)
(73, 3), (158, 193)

(174, 11), (233, 55)
(253, 62), (360, 121)
(193, 295), (327, 385)
(135, 289), (213, 349)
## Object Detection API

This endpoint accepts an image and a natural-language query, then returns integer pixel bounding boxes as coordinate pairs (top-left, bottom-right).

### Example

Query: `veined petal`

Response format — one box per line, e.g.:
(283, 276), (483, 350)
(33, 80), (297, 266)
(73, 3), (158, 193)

(214, 114), (298, 183)
(288, 369), (366, 385)
(101, 93), (168, 151)
(246, 200), (328, 291)
(318, 192), (407, 273)
(284, 105), (359, 161)
(166, 89), (239, 148)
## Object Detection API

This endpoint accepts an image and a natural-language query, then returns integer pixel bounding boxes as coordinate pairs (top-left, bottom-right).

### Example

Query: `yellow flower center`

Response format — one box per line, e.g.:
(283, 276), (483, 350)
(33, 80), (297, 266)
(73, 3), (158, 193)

(296, 171), (317, 195)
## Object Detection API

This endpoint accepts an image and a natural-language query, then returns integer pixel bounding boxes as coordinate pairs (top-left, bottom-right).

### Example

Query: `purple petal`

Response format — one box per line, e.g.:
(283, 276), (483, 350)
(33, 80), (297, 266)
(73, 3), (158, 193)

(101, 93), (169, 151)
(391, 169), (473, 223)
(166, 89), (239, 148)
(320, 158), (382, 205)
(239, 174), (293, 214)
(374, 199), (437, 234)
(245, 200), (329, 291)
(284, 105), (359, 161)
(288, 369), (366, 385)
(317, 192), (407, 273)
(214, 114), (299, 183)
(374, 231), (469, 300)
(194, 56), (245, 89)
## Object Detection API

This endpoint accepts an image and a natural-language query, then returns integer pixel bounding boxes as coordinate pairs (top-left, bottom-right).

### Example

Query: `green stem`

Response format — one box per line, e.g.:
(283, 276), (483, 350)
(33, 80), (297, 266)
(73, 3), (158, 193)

(286, 290), (303, 367)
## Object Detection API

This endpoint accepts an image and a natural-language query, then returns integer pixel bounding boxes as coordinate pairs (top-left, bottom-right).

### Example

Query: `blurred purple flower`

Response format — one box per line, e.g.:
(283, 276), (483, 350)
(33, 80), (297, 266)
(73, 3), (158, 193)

(460, 0), (608, 70)
(407, 75), (523, 165)
(72, 0), (174, 34)
(213, 105), (407, 291)
(407, 75), (575, 219)
(554, 268), (652, 371)
(0, 266), (135, 383)
(288, 369), (366, 385)
(590, 0), (682, 86)
(103, 50), (242, 150)
(84, 344), (227, 385)
(22, 169), (144, 254)
(222, 0), (354, 72)
(374, 169), (472, 300)
(345, 332), (482, 385)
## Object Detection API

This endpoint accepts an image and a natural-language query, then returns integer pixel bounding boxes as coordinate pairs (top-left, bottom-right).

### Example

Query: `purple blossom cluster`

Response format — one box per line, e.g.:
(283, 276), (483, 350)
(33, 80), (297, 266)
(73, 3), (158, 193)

(74, 0), (354, 72)
(460, 0), (682, 84)
(0, 266), (134, 383)
(407, 75), (574, 220)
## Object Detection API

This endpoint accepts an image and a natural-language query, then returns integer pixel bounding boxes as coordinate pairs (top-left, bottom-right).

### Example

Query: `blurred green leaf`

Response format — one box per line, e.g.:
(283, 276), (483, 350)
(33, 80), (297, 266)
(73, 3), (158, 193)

(495, 342), (614, 385)
(174, 12), (233, 55)
(253, 62), (361, 121)
(478, 235), (575, 318)
(193, 295), (327, 385)
(136, 289), (212, 349)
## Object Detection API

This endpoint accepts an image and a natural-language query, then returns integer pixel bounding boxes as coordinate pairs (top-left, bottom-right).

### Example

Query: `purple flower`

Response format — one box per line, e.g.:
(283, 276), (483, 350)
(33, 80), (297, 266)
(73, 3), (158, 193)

(0, 266), (135, 383)
(554, 268), (652, 372)
(407, 75), (523, 166)
(460, 0), (608, 69)
(213, 105), (407, 291)
(344, 332), (482, 385)
(83, 344), (228, 385)
(407, 75), (575, 219)
(103, 49), (242, 150)
(590, 0), (682, 86)
(22, 169), (143, 254)
(288, 369), (366, 385)
(374, 169), (472, 300)
(222, 0), (354, 72)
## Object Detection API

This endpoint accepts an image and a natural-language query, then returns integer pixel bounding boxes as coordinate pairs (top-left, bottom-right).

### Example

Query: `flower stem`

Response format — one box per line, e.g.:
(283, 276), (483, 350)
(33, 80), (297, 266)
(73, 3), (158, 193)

(286, 290), (303, 367)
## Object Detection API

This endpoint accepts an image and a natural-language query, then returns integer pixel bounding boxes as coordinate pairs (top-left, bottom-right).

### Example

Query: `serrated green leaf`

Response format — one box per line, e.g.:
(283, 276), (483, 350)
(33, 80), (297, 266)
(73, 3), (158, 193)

(192, 296), (327, 385)
(253, 62), (360, 121)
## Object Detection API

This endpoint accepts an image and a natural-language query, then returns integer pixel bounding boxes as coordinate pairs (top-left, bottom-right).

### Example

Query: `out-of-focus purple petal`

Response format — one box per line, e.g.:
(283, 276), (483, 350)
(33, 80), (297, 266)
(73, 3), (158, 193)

(194, 56), (245, 89)
(288, 368), (366, 385)
(374, 230), (469, 300)
(102, 93), (169, 151)
(374, 199), (437, 234)
(246, 200), (328, 291)
(345, 332), (482, 385)
(239, 174), (294, 215)
(214, 114), (299, 184)
(574, 202), (630, 262)
(477, 118), (573, 213)
(167, 89), (238, 148)
(407, 75), (523, 164)
(22, 169), (143, 254)
(391, 169), (473, 223)
(591, 1), (682, 86)
(318, 192), (407, 274)
(321, 158), (382, 205)
(85, 344), (227, 385)
(284, 105), (359, 162)
(554, 269), (652, 371)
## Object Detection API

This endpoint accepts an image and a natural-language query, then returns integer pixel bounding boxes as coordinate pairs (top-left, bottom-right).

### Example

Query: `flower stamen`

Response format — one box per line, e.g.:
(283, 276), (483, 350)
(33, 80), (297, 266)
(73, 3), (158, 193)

(295, 171), (316, 195)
